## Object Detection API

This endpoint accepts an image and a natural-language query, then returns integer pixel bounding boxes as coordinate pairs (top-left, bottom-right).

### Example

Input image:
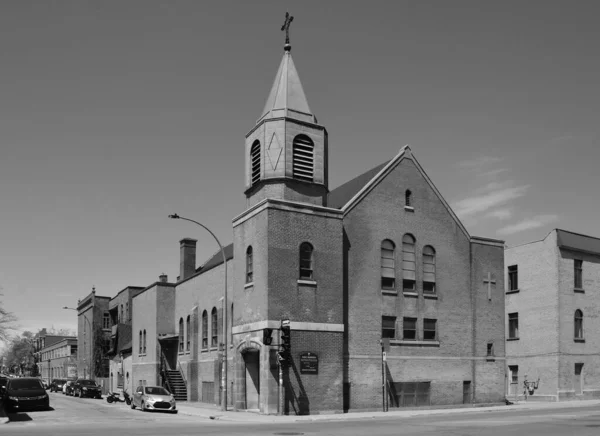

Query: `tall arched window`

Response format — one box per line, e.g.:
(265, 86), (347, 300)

(186, 315), (191, 351)
(139, 330), (142, 354)
(230, 303), (234, 343)
(125, 302), (129, 322)
(574, 310), (584, 339)
(211, 308), (218, 348)
(202, 310), (208, 349)
(120, 304), (123, 323)
(423, 246), (436, 294)
(405, 190), (412, 207)
(299, 242), (314, 280)
(381, 240), (396, 290)
(179, 318), (184, 352)
(250, 140), (261, 186)
(246, 246), (253, 283)
(402, 234), (416, 292)
(292, 134), (314, 182)
(143, 330), (147, 354)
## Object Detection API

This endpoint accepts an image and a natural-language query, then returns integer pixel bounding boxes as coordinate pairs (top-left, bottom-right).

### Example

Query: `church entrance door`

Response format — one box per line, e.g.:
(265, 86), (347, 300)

(244, 351), (260, 410)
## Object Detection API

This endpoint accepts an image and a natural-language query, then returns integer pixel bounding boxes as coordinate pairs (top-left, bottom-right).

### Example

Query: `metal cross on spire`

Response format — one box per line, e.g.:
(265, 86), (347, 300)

(281, 12), (294, 50)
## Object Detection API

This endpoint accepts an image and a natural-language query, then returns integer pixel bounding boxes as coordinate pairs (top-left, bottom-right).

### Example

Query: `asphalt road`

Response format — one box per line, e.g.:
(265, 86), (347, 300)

(4, 392), (600, 436)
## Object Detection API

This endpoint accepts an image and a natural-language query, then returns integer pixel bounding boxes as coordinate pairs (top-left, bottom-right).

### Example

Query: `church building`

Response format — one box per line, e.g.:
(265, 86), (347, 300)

(130, 23), (507, 415)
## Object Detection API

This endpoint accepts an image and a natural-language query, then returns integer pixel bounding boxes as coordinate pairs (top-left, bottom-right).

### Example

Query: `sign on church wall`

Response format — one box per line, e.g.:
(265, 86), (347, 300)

(299, 351), (318, 374)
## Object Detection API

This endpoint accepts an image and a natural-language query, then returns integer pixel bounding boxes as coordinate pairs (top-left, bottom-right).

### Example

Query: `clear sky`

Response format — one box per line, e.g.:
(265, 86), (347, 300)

(1, 0), (599, 338)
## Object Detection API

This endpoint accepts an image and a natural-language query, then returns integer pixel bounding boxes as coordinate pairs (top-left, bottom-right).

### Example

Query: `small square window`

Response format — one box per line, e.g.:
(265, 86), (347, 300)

(423, 282), (435, 294)
(381, 277), (395, 290)
(403, 317), (417, 340)
(403, 279), (416, 293)
(382, 316), (396, 339)
(423, 319), (437, 341)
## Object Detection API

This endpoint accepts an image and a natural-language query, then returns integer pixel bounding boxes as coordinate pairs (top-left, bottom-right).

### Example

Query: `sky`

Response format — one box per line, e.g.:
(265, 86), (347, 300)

(1, 0), (599, 340)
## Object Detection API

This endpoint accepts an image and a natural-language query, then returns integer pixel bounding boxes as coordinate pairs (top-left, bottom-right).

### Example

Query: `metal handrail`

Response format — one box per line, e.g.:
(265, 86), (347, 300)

(177, 360), (187, 386)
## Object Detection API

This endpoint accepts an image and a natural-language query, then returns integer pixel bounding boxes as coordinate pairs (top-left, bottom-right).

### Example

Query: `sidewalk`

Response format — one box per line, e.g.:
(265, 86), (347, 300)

(174, 398), (600, 423)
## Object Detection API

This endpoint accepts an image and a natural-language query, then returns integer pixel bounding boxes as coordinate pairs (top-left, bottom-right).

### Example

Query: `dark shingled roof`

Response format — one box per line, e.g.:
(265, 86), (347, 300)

(327, 161), (390, 209)
(556, 229), (600, 255)
(196, 243), (234, 273)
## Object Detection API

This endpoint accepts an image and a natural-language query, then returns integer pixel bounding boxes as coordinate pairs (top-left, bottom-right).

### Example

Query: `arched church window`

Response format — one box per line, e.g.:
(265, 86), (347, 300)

(299, 242), (314, 280)
(246, 246), (253, 283)
(381, 240), (395, 291)
(178, 318), (184, 352)
(202, 310), (208, 349)
(251, 140), (261, 186)
(186, 315), (191, 351)
(139, 330), (142, 354)
(211, 308), (218, 348)
(292, 134), (314, 182)
(423, 246), (436, 294)
(405, 190), (412, 207)
(402, 234), (416, 292)
(143, 330), (147, 354)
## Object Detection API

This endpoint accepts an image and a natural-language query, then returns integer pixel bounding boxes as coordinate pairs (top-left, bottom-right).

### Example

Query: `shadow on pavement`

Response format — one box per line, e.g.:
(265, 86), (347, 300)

(7, 407), (55, 422)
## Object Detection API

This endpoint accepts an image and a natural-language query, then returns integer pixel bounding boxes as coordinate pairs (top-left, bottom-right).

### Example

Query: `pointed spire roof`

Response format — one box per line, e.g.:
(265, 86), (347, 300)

(258, 47), (316, 124)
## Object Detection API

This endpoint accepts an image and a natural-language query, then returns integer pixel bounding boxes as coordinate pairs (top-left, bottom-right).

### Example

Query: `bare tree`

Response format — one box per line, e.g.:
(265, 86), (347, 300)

(0, 293), (18, 343)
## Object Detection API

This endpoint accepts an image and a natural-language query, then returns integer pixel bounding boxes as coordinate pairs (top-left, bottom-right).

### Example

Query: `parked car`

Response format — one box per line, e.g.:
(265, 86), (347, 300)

(1, 377), (50, 412)
(63, 380), (75, 395)
(0, 374), (8, 394)
(130, 385), (177, 413)
(49, 379), (67, 392)
(72, 379), (102, 399)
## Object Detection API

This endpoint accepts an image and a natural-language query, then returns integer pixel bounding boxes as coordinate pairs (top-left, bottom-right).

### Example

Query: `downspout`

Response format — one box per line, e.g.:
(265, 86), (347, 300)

(470, 241), (476, 403)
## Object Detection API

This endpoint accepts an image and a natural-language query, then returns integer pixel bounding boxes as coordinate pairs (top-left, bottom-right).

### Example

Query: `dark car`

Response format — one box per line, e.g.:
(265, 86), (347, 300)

(49, 378), (67, 392)
(72, 379), (102, 399)
(0, 374), (8, 394)
(2, 377), (50, 412)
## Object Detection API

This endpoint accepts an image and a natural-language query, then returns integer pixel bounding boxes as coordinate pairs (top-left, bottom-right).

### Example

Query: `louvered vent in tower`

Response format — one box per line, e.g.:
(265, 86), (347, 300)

(251, 140), (261, 186)
(292, 135), (314, 182)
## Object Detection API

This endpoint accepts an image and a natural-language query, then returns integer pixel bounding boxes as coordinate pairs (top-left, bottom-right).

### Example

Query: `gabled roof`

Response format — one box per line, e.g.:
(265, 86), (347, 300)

(328, 161), (390, 209)
(556, 229), (600, 255)
(195, 243), (234, 274)
(328, 146), (470, 239)
(259, 49), (316, 124)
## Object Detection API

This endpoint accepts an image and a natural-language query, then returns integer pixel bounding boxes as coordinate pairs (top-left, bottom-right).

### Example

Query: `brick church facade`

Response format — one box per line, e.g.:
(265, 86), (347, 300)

(128, 36), (507, 414)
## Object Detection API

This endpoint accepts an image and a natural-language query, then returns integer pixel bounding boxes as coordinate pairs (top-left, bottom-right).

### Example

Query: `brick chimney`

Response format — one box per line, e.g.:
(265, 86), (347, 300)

(159, 273), (168, 283)
(179, 238), (197, 280)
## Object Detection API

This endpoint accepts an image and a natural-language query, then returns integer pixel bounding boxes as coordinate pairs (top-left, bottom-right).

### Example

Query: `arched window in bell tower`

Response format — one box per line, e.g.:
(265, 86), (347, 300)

(292, 134), (314, 182)
(251, 140), (261, 186)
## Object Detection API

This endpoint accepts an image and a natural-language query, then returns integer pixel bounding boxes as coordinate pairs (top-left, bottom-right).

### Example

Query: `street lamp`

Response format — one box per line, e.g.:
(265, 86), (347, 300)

(63, 306), (93, 379)
(169, 213), (228, 412)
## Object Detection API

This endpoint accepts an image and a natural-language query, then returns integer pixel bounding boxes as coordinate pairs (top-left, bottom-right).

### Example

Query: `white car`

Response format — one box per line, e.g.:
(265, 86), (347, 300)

(131, 385), (177, 413)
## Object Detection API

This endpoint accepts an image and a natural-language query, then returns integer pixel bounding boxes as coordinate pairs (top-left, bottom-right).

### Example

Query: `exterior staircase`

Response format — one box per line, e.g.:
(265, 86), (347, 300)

(165, 369), (187, 401)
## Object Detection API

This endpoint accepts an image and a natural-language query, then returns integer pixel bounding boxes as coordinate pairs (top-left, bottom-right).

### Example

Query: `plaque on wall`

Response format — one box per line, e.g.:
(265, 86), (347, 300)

(299, 351), (318, 374)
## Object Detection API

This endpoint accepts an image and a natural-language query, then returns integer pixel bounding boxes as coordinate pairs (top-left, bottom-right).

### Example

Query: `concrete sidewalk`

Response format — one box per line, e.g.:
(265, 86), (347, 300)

(174, 399), (600, 423)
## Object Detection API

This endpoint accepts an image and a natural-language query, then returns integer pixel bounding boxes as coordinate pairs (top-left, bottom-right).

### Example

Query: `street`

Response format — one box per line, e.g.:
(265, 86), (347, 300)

(4, 392), (600, 435)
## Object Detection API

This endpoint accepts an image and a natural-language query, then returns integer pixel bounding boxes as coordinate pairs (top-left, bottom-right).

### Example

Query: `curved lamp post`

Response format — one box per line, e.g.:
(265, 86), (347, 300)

(63, 306), (93, 379)
(169, 213), (228, 412)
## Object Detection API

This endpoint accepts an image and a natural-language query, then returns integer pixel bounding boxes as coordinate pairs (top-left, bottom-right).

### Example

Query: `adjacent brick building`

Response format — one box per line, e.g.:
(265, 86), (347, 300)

(33, 330), (78, 383)
(75, 288), (111, 390)
(128, 35), (506, 414)
(106, 286), (144, 395)
(505, 229), (600, 401)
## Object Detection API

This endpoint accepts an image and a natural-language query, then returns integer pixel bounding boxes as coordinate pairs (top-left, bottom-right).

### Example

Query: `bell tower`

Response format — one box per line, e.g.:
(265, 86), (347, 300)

(244, 17), (328, 208)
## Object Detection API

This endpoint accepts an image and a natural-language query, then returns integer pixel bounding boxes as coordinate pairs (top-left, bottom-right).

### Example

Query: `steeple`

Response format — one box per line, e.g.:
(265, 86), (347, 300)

(258, 47), (316, 124)
(244, 13), (329, 208)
